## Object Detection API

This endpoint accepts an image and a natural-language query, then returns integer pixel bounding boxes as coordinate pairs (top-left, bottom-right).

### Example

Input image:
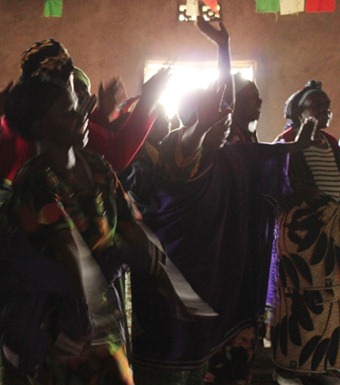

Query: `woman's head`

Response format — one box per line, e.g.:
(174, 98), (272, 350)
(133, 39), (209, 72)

(284, 80), (332, 129)
(20, 38), (74, 86)
(232, 73), (262, 127)
(5, 82), (74, 141)
(5, 38), (78, 141)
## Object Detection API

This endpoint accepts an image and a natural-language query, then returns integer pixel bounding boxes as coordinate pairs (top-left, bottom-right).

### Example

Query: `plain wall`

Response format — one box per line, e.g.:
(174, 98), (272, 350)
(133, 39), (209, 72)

(1, 0), (340, 141)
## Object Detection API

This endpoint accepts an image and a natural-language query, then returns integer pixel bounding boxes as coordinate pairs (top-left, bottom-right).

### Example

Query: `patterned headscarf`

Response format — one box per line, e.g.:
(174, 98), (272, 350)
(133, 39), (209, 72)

(5, 39), (75, 139)
(73, 67), (91, 92)
(19, 38), (74, 88)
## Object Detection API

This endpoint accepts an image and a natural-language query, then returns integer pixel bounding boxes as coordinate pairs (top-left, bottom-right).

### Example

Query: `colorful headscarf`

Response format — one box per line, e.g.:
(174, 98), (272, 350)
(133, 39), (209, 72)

(20, 38), (74, 88)
(73, 67), (91, 92)
(5, 39), (75, 139)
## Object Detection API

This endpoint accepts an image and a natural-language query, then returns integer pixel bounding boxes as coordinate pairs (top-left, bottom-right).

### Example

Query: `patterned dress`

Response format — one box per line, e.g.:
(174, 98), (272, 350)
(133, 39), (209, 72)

(272, 130), (340, 374)
(2, 149), (134, 385)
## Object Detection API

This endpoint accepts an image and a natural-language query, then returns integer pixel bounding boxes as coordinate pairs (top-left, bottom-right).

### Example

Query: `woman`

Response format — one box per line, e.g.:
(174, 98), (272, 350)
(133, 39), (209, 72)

(0, 61), (169, 186)
(226, 72), (262, 144)
(124, 17), (315, 385)
(272, 80), (340, 385)
(2, 37), (138, 385)
(1, 39), (211, 385)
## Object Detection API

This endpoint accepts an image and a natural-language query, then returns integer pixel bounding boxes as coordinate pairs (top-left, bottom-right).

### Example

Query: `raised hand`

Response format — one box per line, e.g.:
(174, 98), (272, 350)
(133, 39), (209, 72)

(196, 16), (234, 108)
(141, 67), (171, 106)
(196, 15), (229, 46)
(97, 77), (128, 119)
(278, 117), (318, 154)
(0, 81), (14, 117)
(295, 117), (318, 147)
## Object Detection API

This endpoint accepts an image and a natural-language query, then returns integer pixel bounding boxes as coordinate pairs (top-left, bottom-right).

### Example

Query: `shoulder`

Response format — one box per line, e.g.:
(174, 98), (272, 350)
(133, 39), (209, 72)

(78, 148), (115, 174)
(12, 156), (47, 192)
(77, 148), (119, 187)
(322, 131), (338, 146)
(79, 148), (110, 166)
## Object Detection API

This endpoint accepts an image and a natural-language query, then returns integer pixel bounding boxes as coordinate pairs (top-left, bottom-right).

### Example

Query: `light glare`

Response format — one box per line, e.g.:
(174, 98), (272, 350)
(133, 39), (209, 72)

(145, 60), (256, 119)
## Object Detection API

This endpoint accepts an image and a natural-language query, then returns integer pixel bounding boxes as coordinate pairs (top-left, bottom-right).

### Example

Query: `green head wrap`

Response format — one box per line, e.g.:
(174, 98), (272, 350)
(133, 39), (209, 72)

(73, 67), (91, 92)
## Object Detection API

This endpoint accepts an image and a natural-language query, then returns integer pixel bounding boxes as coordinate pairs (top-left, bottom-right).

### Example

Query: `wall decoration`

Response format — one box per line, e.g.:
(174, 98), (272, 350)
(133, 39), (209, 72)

(178, 0), (221, 21)
(256, 0), (335, 14)
(305, 0), (335, 12)
(201, 0), (219, 13)
(185, 0), (200, 17)
(44, 0), (63, 17)
(279, 0), (304, 15)
(256, 0), (280, 13)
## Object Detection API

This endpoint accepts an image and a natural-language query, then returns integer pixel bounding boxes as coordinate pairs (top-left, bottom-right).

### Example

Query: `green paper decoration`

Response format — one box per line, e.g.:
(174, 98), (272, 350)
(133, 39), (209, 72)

(44, 0), (63, 17)
(256, 0), (280, 13)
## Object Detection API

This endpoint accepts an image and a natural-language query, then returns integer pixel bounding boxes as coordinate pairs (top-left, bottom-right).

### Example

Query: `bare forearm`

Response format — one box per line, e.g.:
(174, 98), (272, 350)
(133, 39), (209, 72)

(218, 42), (234, 109)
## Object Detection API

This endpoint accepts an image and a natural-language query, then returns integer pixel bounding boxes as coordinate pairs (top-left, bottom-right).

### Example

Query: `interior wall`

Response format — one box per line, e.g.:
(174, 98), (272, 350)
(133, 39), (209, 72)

(1, 0), (340, 141)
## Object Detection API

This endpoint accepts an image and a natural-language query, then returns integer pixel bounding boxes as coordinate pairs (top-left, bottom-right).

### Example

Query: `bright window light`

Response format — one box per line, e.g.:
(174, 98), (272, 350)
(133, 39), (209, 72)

(144, 60), (256, 118)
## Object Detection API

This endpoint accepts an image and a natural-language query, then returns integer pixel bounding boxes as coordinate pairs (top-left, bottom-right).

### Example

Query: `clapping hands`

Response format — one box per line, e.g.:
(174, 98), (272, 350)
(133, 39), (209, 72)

(141, 67), (171, 106)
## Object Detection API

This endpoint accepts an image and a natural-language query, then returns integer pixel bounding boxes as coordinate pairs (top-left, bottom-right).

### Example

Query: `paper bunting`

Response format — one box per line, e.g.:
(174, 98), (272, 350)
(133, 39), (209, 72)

(201, 0), (219, 13)
(44, 0), (63, 17)
(186, 0), (200, 17)
(280, 0), (305, 14)
(256, 0), (335, 14)
(305, 0), (335, 12)
(178, 0), (221, 21)
(256, 0), (280, 13)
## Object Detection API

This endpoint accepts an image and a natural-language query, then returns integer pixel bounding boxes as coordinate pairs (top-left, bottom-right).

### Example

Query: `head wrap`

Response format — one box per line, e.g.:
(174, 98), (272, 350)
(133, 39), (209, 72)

(73, 67), (91, 92)
(284, 80), (325, 122)
(20, 38), (74, 88)
(5, 38), (75, 139)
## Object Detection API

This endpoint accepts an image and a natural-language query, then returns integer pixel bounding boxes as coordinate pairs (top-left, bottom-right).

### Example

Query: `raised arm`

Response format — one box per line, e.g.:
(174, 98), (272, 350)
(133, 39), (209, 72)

(265, 117), (318, 154)
(87, 69), (170, 172)
(180, 85), (229, 158)
(173, 16), (234, 160)
(196, 16), (234, 110)
(93, 77), (128, 126)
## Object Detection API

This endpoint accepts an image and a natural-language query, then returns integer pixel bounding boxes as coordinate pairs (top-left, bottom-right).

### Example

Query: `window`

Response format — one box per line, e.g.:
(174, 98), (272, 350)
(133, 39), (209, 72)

(144, 59), (257, 118)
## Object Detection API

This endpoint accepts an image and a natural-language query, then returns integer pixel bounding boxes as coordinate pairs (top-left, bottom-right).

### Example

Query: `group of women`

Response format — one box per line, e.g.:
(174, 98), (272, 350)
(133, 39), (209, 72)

(0, 14), (339, 385)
